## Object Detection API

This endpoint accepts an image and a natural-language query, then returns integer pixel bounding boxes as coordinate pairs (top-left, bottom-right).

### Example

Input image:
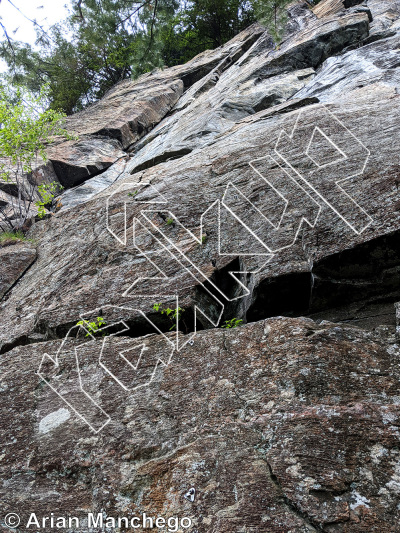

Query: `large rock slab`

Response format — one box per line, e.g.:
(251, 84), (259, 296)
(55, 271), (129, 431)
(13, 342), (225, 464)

(295, 33), (400, 101)
(62, 22), (265, 147)
(0, 23), (265, 201)
(127, 68), (316, 173)
(1, 3), (400, 531)
(127, 8), (370, 174)
(46, 23), (265, 184)
(1, 84), (400, 352)
(1, 318), (399, 531)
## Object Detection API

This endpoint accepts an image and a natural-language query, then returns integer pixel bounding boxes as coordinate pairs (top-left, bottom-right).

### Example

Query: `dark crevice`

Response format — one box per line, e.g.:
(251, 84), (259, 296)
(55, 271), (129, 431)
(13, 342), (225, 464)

(0, 252), (38, 304)
(202, 257), (242, 303)
(0, 307), (198, 356)
(34, 314), (193, 343)
(0, 317), (88, 355)
(309, 488), (350, 502)
(179, 61), (225, 90)
(110, 309), (197, 338)
(55, 158), (130, 209)
(3, 231), (400, 356)
(0, 334), (34, 356)
(129, 148), (193, 174)
(247, 271), (312, 322)
(343, 0), (366, 7)
(265, 459), (324, 532)
(247, 229), (400, 330)
(0, 182), (19, 197)
(51, 160), (116, 189)
(194, 257), (247, 328)
(362, 30), (397, 46)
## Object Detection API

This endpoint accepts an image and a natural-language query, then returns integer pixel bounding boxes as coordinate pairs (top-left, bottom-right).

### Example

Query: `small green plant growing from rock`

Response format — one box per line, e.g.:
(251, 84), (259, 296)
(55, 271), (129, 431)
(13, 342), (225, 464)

(36, 182), (64, 218)
(166, 217), (175, 226)
(0, 230), (35, 246)
(0, 230), (25, 243)
(153, 303), (185, 331)
(128, 190), (138, 198)
(221, 318), (243, 329)
(76, 316), (107, 337)
(200, 234), (208, 245)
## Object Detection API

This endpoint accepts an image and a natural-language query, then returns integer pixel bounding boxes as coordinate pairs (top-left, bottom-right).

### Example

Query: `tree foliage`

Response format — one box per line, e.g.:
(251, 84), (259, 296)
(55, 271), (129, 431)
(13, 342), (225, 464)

(253, 0), (294, 41)
(161, 0), (256, 66)
(0, 0), (297, 114)
(0, 85), (69, 230)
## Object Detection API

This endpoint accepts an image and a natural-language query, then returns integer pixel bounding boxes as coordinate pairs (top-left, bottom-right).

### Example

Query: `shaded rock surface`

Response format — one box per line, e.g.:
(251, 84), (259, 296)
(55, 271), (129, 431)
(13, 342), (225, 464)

(1, 0), (400, 531)
(2, 82), (400, 351)
(295, 33), (400, 101)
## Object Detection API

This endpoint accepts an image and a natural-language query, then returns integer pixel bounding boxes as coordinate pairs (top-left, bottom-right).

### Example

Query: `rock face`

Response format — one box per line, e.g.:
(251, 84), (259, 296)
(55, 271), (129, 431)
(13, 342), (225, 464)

(2, 23), (265, 198)
(1, 0), (400, 531)
(125, 7), (370, 175)
(2, 318), (400, 532)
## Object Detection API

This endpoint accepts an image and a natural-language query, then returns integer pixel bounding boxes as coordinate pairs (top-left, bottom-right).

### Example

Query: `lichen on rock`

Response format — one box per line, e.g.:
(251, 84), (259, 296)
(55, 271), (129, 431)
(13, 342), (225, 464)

(1, 0), (400, 531)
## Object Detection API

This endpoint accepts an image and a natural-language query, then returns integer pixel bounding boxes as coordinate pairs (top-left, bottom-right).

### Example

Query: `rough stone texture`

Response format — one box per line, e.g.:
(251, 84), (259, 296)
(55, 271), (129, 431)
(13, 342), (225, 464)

(0, 241), (37, 299)
(62, 22), (265, 149)
(312, 0), (344, 19)
(58, 157), (129, 211)
(1, 318), (400, 532)
(47, 22), (264, 202)
(46, 138), (126, 189)
(1, 0), (400, 531)
(126, 8), (370, 174)
(295, 33), (400, 101)
(2, 83), (400, 351)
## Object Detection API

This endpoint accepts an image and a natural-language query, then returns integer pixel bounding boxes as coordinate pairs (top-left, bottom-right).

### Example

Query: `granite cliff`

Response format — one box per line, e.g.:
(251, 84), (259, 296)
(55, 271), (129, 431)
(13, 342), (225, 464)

(1, 0), (400, 531)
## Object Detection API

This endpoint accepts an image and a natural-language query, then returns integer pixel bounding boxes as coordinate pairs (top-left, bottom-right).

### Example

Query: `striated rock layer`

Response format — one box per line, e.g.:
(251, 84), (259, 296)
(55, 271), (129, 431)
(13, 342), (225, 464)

(1, 0), (400, 531)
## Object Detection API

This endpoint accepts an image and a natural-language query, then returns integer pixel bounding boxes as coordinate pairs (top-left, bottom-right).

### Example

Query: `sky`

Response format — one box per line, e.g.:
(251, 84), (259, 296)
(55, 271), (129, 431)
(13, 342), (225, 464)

(0, 0), (70, 46)
(0, 0), (71, 72)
